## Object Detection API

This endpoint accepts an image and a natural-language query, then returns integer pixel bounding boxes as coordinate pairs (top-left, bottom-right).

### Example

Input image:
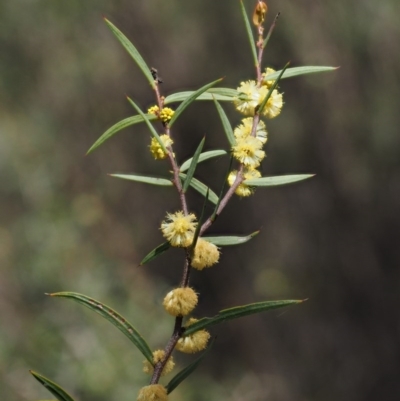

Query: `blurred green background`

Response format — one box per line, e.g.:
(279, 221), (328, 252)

(1, 0), (400, 400)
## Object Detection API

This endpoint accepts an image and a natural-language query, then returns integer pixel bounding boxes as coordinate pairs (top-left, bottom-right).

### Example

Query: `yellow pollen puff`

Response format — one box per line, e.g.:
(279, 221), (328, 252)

(261, 89), (283, 119)
(228, 169), (261, 197)
(148, 105), (160, 115)
(137, 384), (168, 401)
(234, 80), (268, 116)
(234, 117), (267, 144)
(161, 211), (197, 247)
(150, 134), (173, 160)
(262, 67), (277, 88)
(232, 136), (265, 169)
(143, 350), (175, 377)
(191, 238), (220, 270)
(176, 318), (211, 354)
(160, 107), (174, 122)
(163, 287), (198, 317)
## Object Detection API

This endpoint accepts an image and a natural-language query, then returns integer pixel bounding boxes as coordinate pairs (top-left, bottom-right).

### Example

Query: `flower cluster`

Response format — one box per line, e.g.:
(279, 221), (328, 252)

(147, 105), (175, 122)
(149, 134), (174, 160)
(228, 67), (284, 197)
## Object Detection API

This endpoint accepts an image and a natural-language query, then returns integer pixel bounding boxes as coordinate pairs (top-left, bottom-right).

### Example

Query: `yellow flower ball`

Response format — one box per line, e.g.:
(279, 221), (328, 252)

(163, 287), (198, 317)
(262, 67), (277, 88)
(148, 105), (160, 115)
(234, 80), (268, 116)
(160, 107), (174, 122)
(149, 134), (174, 160)
(261, 89), (283, 119)
(191, 238), (220, 270)
(161, 211), (197, 247)
(143, 350), (175, 377)
(228, 169), (261, 197)
(232, 136), (265, 169)
(137, 384), (168, 401)
(176, 318), (211, 354)
(234, 117), (267, 144)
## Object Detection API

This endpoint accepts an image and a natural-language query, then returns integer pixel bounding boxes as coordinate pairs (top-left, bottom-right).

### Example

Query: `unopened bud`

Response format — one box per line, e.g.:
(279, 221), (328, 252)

(253, 1), (268, 26)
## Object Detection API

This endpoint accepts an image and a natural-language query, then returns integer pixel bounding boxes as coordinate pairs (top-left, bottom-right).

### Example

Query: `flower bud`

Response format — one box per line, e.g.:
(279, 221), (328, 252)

(253, 1), (268, 26)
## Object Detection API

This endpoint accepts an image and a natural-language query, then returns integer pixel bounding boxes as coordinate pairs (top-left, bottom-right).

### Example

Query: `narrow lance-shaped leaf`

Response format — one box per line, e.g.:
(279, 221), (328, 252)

(169, 78), (223, 127)
(104, 18), (155, 88)
(182, 137), (205, 193)
(164, 88), (238, 104)
(126, 97), (167, 153)
(180, 150), (227, 172)
(49, 292), (153, 363)
(240, 0), (258, 66)
(179, 173), (219, 205)
(87, 114), (157, 155)
(110, 173), (173, 187)
(244, 174), (314, 186)
(213, 98), (235, 146)
(30, 371), (76, 401)
(140, 241), (171, 266)
(263, 66), (338, 82)
(204, 230), (260, 246)
(166, 338), (215, 394)
(185, 300), (304, 335)
(258, 62), (289, 116)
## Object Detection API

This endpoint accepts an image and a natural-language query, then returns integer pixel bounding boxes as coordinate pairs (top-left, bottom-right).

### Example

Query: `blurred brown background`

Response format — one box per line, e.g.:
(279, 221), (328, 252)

(1, 1), (399, 400)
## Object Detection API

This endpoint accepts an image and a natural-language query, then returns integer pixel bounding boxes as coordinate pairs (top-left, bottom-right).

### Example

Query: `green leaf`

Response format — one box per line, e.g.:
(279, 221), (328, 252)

(185, 300), (304, 335)
(140, 241), (171, 265)
(30, 371), (75, 401)
(240, 0), (258, 66)
(180, 150), (227, 172)
(126, 97), (167, 153)
(104, 18), (155, 89)
(164, 88), (238, 104)
(166, 338), (215, 394)
(87, 114), (157, 154)
(258, 62), (289, 115)
(213, 99), (235, 146)
(244, 174), (314, 186)
(110, 173), (173, 186)
(204, 231), (259, 246)
(49, 292), (153, 363)
(179, 173), (218, 205)
(169, 78), (223, 127)
(182, 138), (205, 193)
(263, 66), (338, 82)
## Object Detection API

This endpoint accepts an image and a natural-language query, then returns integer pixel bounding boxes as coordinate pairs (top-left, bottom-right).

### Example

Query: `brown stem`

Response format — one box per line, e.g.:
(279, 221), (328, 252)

(150, 316), (183, 384)
(200, 164), (245, 235)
